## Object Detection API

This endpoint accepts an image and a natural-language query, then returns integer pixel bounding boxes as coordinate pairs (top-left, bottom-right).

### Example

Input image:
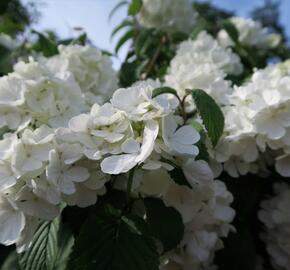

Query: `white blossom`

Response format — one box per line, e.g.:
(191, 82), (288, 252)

(138, 0), (197, 34)
(259, 183), (290, 270)
(218, 17), (282, 49)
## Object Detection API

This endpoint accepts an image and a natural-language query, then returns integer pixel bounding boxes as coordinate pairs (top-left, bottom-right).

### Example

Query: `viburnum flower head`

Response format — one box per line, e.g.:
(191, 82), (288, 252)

(46, 44), (118, 105)
(165, 31), (243, 106)
(218, 17), (282, 49)
(138, 0), (198, 34)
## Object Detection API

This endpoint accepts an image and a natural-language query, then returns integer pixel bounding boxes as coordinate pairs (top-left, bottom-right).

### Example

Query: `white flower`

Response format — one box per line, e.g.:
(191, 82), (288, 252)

(0, 59), (86, 131)
(11, 126), (54, 177)
(101, 120), (159, 174)
(162, 178), (235, 269)
(182, 159), (214, 186)
(46, 45), (118, 105)
(162, 115), (200, 157)
(275, 155), (290, 177)
(259, 183), (290, 270)
(15, 186), (60, 220)
(138, 0), (197, 34)
(218, 17), (281, 49)
(0, 195), (25, 246)
(111, 79), (176, 121)
(138, 168), (171, 196)
(165, 32), (243, 107)
(46, 150), (90, 195)
(0, 161), (16, 191)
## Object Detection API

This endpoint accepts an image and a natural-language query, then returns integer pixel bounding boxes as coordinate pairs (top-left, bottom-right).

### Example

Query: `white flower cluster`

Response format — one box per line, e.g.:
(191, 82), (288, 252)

(45, 45), (118, 105)
(161, 170), (235, 270)
(0, 58), (85, 131)
(0, 76), (235, 267)
(259, 183), (290, 270)
(165, 31), (243, 106)
(138, 0), (198, 34)
(0, 44), (118, 133)
(213, 61), (290, 177)
(218, 17), (281, 49)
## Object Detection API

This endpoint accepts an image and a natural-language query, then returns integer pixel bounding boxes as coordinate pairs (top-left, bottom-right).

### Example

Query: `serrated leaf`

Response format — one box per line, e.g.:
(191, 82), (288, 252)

(191, 89), (224, 146)
(115, 29), (135, 53)
(68, 205), (159, 270)
(222, 20), (239, 43)
(18, 219), (74, 270)
(128, 0), (143, 16)
(144, 198), (184, 252)
(111, 20), (133, 39)
(152, 87), (179, 99)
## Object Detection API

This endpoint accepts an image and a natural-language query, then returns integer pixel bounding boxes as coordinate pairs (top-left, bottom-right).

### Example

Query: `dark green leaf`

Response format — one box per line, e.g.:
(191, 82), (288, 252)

(144, 198), (184, 252)
(1, 251), (20, 270)
(128, 0), (143, 16)
(152, 87), (179, 99)
(168, 167), (191, 188)
(191, 89), (224, 146)
(68, 205), (159, 270)
(115, 29), (135, 53)
(111, 20), (133, 39)
(31, 30), (58, 57)
(19, 218), (74, 270)
(222, 20), (239, 43)
(72, 33), (87, 45)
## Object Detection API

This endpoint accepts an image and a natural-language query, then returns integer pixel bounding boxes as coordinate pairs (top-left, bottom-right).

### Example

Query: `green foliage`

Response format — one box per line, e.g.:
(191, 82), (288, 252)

(191, 89), (225, 147)
(68, 205), (159, 270)
(0, 0), (35, 37)
(128, 0), (142, 16)
(222, 20), (239, 43)
(144, 198), (184, 252)
(30, 31), (58, 57)
(18, 219), (74, 270)
(115, 29), (135, 53)
(152, 87), (178, 99)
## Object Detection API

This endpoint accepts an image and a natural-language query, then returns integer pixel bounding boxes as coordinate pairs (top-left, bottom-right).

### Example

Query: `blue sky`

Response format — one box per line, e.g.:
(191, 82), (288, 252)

(22, 0), (290, 67)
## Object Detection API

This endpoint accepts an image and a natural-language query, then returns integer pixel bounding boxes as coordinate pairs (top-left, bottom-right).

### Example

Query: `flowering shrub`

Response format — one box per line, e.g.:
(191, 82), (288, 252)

(0, 1), (290, 270)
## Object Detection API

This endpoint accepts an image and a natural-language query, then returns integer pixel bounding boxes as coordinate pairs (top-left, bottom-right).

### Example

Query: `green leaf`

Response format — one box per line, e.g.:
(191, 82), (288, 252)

(152, 87), (179, 99)
(1, 252), (20, 270)
(19, 219), (74, 270)
(72, 33), (87, 45)
(191, 89), (224, 146)
(168, 167), (191, 188)
(31, 30), (58, 57)
(144, 198), (184, 252)
(222, 20), (239, 43)
(111, 20), (133, 39)
(68, 205), (159, 270)
(128, 0), (143, 16)
(115, 29), (135, 53)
